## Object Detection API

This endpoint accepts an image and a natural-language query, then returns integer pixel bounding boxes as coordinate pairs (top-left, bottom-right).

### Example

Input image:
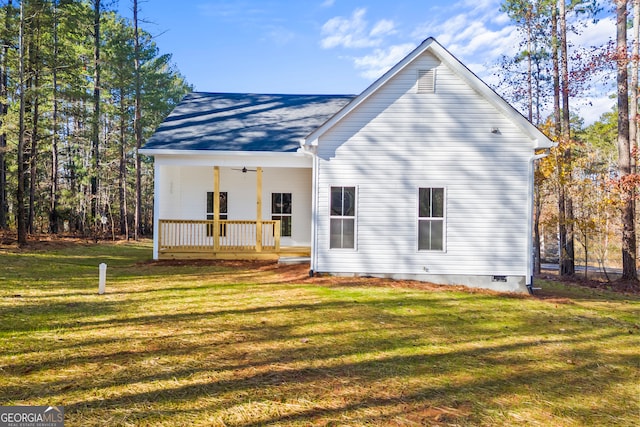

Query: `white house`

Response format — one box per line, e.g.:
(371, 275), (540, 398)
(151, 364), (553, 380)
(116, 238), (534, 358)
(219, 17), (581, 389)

(140, 38), (554, 293)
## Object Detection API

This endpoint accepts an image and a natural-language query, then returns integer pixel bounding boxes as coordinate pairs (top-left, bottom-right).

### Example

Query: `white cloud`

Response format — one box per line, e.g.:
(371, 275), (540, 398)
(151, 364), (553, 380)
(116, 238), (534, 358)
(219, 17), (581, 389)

(353, 43), (416, 79)
(315, 0), (613, 124)
(575, 94), (615, 125)
(412, 3), (518, 67)
(370, 19), (395, 37)
(321, 0), (335, 7)
(265, 26), (296, 45)
(570, 16), (614, 48)
(320, 8), (397, 49)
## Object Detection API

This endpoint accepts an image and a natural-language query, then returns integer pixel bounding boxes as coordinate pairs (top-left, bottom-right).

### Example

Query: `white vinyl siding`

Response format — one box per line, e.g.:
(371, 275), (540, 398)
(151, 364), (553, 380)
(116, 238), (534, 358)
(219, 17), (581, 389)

(314, 51), (532, 277)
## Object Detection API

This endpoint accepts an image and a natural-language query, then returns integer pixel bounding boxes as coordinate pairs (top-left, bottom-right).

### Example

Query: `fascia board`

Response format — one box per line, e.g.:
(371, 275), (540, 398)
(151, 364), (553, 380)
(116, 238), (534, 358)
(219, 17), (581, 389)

(139, 149), (311, 158)
(145, 149), (312, 168)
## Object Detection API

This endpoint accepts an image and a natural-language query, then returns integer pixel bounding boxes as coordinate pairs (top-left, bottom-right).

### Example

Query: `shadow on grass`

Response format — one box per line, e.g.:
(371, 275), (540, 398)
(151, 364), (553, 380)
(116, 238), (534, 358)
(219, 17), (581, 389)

(1, 243), (639, 425)
(55, 342), (636, 426)
(2, 289), (636, 424)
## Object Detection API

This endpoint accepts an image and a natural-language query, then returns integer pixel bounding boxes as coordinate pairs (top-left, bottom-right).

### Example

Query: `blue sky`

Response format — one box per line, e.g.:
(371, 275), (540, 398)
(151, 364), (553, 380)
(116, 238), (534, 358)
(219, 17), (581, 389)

(117, 0), (618, 124)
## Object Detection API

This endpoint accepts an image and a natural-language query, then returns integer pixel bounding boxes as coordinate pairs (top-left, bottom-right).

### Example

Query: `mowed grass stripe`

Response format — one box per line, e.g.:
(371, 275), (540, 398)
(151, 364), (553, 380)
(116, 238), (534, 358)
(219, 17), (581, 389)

(0, 241), (638, 426)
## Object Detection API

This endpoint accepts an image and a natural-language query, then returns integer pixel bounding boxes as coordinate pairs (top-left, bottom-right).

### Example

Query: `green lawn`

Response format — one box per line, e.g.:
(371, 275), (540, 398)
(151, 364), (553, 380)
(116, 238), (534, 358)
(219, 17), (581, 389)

(0, 241), (638, 426)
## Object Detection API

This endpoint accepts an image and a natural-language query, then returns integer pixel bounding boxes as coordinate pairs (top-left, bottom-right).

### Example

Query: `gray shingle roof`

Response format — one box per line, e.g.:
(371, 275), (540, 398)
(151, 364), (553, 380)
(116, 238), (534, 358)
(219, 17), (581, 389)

(142, 92), (355, 152)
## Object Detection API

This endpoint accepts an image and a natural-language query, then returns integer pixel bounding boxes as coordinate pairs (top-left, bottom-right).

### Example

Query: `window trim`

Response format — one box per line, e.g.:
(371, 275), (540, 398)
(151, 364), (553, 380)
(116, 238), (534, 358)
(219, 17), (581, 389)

(417, 186), (446, 252)
(329, 185), (357, 250)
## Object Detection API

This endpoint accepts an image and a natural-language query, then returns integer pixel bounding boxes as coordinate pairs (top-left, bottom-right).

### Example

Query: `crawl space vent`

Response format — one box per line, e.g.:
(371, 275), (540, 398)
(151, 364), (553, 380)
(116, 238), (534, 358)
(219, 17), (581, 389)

(417, 69), (435, 93)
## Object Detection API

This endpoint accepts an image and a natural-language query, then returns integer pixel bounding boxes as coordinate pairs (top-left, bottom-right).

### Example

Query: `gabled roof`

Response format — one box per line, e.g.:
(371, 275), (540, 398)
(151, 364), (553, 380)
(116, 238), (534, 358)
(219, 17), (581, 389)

(303, 37), (554, 150)
(142, 92), (355, 153)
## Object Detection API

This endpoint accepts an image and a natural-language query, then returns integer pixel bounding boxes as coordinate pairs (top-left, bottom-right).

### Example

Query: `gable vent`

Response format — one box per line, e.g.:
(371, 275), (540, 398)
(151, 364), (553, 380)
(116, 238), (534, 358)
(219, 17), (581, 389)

(417, 69), (435, 93)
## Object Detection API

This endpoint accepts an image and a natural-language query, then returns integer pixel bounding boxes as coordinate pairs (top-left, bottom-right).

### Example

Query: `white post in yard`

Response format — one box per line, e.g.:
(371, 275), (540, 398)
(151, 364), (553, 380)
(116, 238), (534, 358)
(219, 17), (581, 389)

(98, 263), (107, 294)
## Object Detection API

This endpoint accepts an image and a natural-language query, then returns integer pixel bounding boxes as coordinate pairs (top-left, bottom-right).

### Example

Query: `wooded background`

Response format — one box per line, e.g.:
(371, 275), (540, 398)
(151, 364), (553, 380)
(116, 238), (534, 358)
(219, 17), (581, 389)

(497, 0), (638, 281)
(0, 0), (637, 282)
(0, 0), (191, 243)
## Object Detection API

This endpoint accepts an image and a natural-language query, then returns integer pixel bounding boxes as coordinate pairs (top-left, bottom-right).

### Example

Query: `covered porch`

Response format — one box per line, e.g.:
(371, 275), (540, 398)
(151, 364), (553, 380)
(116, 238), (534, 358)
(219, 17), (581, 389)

(140, 93), (353, 262)
(151, 161), (313, 261)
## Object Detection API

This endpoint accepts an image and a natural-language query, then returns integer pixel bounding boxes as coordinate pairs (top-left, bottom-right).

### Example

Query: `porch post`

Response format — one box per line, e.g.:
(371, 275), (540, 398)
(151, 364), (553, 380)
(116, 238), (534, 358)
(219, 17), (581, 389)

(256, 167), (262, 252)
(214, 166), (220, 251)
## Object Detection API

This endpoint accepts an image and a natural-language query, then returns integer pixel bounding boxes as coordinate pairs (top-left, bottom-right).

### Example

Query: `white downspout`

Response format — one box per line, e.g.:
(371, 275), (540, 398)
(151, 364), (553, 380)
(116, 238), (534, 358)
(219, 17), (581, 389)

(152, 160), (160, 260)
(311, 151), (319, 274)
(300, 140), (318, 274)
(527, 150), (549, 291)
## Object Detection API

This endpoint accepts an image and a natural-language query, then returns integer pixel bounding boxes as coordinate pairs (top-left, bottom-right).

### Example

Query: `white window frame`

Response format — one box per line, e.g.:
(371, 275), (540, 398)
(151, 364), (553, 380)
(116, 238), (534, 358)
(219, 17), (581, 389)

(271, 192), (292, 237)
(206, 191), (228, 237)
(329, 185), (357, 250)
(417, 187), (446, 252)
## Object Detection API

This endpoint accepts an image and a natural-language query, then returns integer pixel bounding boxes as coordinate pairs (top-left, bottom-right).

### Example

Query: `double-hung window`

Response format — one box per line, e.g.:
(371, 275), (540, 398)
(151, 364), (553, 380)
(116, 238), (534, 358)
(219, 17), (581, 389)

(330, 186), (356, 249)
(418, 187), (445, 251)
(206, 191), (228, 237)
(271, 193), (292, 237)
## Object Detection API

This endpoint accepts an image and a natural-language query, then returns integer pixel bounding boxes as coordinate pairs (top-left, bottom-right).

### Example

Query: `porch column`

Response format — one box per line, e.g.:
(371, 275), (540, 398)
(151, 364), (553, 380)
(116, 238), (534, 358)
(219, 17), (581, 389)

(256, 167), (262, 252)
(214, 166), (220, 251)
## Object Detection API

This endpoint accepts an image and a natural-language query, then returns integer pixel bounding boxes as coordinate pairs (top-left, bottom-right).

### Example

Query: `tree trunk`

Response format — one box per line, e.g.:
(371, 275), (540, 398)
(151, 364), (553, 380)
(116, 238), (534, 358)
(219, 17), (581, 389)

(133, 0), (143, 239)
(631, 0), (639, 154)
(29, 73), (39, 234)
(119, 88), (128, 237)
(551, 3), (568, 275)
(28, 11), (40, 234)
(17, 0), (26, 245)
(0, 0), (11, 230)
(552, 4), (561, 138)
(632, 0), (640, 273)
(91, 0), (101, 232)
(525, 4), (533, 122)
(616, 0), (638, 281)
(559, 0), (575, 276)
(50, 0), (59, 234)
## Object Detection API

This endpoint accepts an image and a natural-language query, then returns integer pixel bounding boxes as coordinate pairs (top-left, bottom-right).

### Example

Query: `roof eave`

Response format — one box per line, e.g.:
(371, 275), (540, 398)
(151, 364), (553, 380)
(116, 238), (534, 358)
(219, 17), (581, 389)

(139, 148), (308, 157)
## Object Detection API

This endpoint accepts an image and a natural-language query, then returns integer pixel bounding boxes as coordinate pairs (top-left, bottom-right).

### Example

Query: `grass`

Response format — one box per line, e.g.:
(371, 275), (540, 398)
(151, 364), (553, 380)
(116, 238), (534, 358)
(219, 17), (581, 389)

(0, 240), (638, 426)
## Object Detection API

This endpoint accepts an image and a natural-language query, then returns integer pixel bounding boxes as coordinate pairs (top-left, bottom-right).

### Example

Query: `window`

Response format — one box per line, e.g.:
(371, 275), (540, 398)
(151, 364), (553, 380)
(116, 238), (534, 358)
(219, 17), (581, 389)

(206, 191), (228, 236)
(271, 193), (292, 237)
(330, 186), (356, 249)
(418, 187), (444, 251)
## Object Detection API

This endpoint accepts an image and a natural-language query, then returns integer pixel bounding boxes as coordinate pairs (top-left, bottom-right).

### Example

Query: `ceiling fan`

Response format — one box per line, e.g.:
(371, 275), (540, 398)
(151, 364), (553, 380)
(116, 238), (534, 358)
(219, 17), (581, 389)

(231, 167), (257, 173)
